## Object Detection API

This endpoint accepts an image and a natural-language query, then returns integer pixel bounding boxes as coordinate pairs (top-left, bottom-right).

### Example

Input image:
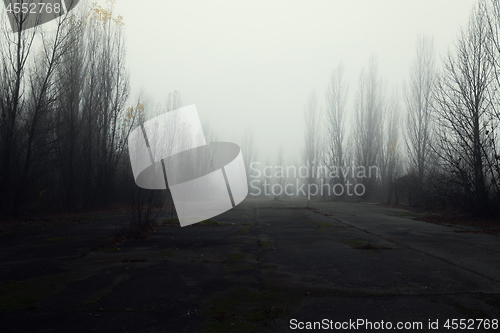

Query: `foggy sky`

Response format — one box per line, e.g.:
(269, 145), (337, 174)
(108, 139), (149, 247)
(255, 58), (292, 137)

(108, 0), (477, 164)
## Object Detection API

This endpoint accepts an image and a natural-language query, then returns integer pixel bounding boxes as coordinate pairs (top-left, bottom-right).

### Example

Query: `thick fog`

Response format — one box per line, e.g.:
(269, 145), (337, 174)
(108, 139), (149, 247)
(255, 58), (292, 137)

(112, 0), (477, 163)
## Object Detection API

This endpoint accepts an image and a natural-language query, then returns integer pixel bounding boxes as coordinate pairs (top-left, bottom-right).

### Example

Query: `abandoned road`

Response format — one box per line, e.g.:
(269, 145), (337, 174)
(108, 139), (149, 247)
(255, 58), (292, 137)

(0, 199), (499, 332)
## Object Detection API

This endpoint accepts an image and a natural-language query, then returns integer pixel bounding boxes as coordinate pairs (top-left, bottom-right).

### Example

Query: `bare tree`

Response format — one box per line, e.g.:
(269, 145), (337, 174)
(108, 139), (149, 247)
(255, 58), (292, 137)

(379, 90), (401, 203)
(0, 1), (44, 214)
(241, 125), (258, 186)
(302, 91), (322, 202)
(353, 56), (384, 199)
(202, 119), (219, 144)
(52, 14), (86, 209)
(72, 1), (130, 208)
(324, 63), (348, 194)
(482, 0), (500, 207)
(0, 2), (84, 214)
(404, 34), (436, 207)
(433, 2), (496, 214)
(128, 120), (166, 228)
(165, 90), (182, 112)
(274, 144), (285, 200)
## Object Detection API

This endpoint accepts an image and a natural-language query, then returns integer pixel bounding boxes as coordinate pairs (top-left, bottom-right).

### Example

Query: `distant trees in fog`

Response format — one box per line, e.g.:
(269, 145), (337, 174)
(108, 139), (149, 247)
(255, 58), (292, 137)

(403, 34), (436, 207)
(352, 56), (384, 199)
(379, 91), (401, 204)
(324, 64), (348, 191)
(308, 0), (500, 216)
(302, 91), (322, 201)
(242, 126), (258, 186)
(5, 1), (500, 218)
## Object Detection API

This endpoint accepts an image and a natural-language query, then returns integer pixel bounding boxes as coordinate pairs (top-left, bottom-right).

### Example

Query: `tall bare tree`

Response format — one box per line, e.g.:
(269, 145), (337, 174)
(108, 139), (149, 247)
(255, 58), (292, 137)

(302, 91), (322, 200)
(0, 1), (83, 214)
(53, 13), (86, 209)
(0, 2), (43, 213)
(353, 56), (384, 199)
(404, 34), (436, 206)
(433, 2), (496, 214)
(74, 1), (130, 207)
(274, 144), (285, 200)
(324, 63), (348, 190)
(379, 90), (401, 203)
(241, 125), (258, 186)
(482, 0), (500, 206)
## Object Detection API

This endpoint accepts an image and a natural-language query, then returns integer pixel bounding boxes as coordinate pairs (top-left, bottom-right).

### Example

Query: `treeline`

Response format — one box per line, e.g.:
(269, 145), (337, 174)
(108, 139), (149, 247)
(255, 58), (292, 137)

(0, 1), (142, 215)
(5, 1), (500, 218)
(301, 0), (500, 216)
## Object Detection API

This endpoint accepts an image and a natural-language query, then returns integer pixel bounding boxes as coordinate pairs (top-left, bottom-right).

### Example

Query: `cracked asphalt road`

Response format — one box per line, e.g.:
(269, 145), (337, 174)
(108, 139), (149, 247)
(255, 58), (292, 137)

(0, 198), (499, 332)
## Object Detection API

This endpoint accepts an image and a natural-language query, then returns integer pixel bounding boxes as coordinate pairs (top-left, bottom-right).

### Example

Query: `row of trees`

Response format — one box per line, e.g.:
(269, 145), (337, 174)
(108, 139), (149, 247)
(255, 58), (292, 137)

(299, 0), (500, 216)
(4, 0), (500, 218)
(0, 1), (143, 215)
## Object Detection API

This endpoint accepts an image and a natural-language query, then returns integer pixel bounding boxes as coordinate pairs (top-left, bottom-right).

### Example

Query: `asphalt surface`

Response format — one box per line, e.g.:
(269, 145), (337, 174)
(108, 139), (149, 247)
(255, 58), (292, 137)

(0, 198), (499, 332)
